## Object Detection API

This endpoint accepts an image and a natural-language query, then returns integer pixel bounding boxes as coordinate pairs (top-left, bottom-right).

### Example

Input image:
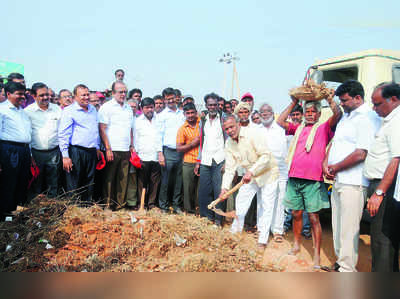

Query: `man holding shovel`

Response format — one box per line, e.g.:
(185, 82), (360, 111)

(219, 115), (279, 248)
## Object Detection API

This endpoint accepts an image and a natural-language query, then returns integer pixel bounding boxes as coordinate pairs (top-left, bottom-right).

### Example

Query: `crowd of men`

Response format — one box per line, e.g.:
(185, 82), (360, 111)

(0, 69), (399, 272)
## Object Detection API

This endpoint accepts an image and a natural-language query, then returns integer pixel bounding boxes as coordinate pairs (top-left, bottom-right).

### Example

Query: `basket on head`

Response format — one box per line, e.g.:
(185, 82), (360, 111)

(289, 79), (333, 101)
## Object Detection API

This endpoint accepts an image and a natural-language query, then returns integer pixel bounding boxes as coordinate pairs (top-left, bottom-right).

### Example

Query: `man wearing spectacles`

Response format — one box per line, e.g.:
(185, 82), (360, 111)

(99, 81), (135, 210)
(58, 89), (74, 109)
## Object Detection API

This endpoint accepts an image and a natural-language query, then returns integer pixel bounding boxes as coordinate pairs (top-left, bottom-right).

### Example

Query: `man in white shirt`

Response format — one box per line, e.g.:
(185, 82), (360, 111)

(195, 93), (226, 226)
(324, 80), (380, 272)
(0, 81), (32, 220)
(99, 81), (135, 210)
(364, 82), (400, 272)
(25, 82), (62, 200)
(259, 103), (288, 243)
(157, 88), (185, 214)
(135, 97), (162, 210)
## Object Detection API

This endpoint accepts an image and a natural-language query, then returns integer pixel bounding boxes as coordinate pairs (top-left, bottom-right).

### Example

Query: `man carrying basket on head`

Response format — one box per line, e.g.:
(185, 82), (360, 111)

(276, 89), (342, 269)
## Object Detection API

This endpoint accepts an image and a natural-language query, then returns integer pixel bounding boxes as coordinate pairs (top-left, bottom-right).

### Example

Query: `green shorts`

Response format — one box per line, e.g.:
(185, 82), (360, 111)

(285, 177), (330, 213)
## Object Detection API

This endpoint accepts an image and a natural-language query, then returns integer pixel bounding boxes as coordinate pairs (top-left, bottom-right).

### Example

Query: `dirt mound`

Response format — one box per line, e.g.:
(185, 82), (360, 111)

(0, 198), (275, 272)
(45, 207), (274, 272)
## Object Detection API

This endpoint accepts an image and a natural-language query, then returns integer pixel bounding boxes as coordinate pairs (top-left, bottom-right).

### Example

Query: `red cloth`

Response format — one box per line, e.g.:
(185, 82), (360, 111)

(28, 163), (40, 189)
(96, 153), (106, 170)
(129, 151), (142, 169)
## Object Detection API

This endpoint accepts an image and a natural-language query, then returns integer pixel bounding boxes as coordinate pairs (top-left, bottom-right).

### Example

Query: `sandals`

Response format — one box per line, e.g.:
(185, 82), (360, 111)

(273, 234), (284, 243)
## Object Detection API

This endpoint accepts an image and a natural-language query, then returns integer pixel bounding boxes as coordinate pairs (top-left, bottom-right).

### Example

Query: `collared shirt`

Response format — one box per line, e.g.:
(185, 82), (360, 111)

(364, 105), (400, 180)
(58, 102), (99, 158)
(328, 104), (381, 186)
(261, 121), (288, 178)
(201, 114), (225, 166)
(176, 118), (200, 163)
(0, 100), (31, 143)
(156, 107), (185, 149)
(98, 98), (135, 152)
(25, 102), (62, 150)
(134, 114), (162, 162)
(287, 121), (334, 182)
(222, 126), (279, 190)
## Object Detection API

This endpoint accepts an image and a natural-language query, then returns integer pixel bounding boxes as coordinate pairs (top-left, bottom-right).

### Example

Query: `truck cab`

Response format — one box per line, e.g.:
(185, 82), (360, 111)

(305, 49), (400, 120)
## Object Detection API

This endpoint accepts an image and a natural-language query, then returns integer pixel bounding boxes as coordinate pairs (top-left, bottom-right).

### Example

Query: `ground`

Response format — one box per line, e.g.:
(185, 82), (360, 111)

(0, 197), (374, 272)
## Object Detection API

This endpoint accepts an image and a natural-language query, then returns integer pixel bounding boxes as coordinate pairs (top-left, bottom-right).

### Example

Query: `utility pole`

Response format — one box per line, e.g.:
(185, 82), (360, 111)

(218, 53), (240, 99)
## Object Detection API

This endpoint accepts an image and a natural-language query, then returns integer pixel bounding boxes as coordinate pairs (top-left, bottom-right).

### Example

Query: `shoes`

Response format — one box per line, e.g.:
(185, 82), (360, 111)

(173, 208), (184, 215)
(126, 205), (138, 211)
(214, 220), (223, 227)
(302, 231), (312, 240)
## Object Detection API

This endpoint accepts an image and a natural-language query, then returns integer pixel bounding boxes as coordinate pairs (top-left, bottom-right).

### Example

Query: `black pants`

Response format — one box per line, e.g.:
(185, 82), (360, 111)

(29, 148), (61, 200)
(198, 160), (225, 223)
(0, 141), (30, 218)
(65, 145), (96, 203)
(159, 147), (183, 211)
(137, 161), (161, 209)
(368, 179), (400, 272)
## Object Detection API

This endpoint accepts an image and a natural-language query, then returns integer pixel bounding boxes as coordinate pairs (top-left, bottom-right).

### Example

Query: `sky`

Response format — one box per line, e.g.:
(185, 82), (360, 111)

(3, 0), (400, 111)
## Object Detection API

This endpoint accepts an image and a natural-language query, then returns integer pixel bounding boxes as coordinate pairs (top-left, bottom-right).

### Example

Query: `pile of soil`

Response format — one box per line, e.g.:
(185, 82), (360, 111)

(0, 198), (275, 272)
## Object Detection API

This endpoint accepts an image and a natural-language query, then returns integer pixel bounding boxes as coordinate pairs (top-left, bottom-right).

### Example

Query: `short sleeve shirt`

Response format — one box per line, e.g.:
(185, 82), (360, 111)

(176, 118), (200, 164)
(287, 121), (334, 181)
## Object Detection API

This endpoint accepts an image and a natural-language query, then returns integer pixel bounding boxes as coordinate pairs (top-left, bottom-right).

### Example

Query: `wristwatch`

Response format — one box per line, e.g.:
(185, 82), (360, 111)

(375, 189), (385, 196)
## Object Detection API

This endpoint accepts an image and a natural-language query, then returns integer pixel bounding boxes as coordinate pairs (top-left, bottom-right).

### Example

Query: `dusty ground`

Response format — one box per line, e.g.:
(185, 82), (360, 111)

(0, 197), (375, 272)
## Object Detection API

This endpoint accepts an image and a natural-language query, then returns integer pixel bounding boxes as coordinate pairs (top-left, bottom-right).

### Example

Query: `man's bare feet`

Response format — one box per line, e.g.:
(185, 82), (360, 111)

(313, 254), (321, 268)
(288, 246), (300, 256)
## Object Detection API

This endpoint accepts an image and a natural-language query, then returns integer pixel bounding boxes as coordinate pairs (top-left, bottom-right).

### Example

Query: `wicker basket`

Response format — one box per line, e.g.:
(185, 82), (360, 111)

(289, 79), (333, 101)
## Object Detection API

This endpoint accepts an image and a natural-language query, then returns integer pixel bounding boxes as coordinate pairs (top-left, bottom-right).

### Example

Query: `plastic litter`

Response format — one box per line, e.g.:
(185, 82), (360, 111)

(45, 244), (54, 250)
(5, 245), (12, 252)
(11, 257), (25, 265)
(38, 239), (49, 244)
(35, 221), (42, 228)
(5, 217), (12, 222)
(174, 233), (187, 247)
(13, 233), (19, 240)
(129, 213), (137, 224)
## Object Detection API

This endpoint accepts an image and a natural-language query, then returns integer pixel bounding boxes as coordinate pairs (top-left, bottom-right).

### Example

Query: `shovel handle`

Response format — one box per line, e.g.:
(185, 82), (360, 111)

(208, 181), (244, 210)
(138, 188), (146, 212)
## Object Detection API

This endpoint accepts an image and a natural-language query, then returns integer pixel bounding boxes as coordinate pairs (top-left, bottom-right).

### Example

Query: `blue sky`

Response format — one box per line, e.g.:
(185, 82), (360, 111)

(3, 0), (400, 111)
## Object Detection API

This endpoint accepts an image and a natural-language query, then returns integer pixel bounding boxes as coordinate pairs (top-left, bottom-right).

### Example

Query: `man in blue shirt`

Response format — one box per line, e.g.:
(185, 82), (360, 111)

(58, 84), (104, 204)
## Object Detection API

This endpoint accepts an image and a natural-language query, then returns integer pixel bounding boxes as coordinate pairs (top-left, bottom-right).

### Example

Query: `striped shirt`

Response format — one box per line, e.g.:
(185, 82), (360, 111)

(176, 118), (200, 163)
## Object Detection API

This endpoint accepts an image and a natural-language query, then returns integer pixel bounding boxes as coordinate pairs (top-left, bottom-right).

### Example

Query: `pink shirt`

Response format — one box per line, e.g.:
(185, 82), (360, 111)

(287, 121), (334, 181)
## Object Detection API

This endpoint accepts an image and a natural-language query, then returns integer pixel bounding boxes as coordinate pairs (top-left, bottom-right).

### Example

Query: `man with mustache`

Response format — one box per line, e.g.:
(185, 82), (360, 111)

(25, 82), (62, 200)
(157, 87), (185, 214)
(195, 93), (226, 226)
(277, 92), (342, 269)
(220, 115), (279, 247)
(176, 102), (200, 214)
(58, 84), (103, 204)
(134, 97), (162, 210)
(0, 81), (32, 220)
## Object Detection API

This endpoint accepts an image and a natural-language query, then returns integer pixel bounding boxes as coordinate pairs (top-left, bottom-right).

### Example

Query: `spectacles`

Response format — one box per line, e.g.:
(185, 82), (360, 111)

(116, 90), (127, 94)
(61, 95), (73, 99)
(242, 98), (253, 102)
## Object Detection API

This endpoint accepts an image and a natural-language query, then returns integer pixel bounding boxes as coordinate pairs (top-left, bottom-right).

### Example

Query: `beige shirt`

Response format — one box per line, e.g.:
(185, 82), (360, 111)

(364, 105), (400, 180)
(222, 126), (279, 190)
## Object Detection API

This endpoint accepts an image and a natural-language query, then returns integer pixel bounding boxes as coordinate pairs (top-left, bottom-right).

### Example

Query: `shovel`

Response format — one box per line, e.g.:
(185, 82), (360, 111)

(207, 181), (244, 218)
(136, 188), (146, 215)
